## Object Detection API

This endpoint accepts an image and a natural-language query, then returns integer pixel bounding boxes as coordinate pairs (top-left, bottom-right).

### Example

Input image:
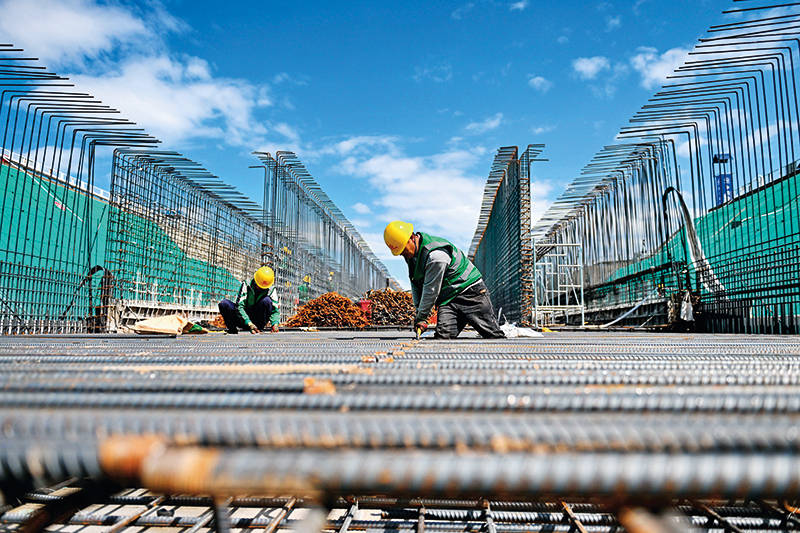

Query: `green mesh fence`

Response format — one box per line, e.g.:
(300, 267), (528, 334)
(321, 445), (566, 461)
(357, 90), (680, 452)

(593, 168), (800, 332)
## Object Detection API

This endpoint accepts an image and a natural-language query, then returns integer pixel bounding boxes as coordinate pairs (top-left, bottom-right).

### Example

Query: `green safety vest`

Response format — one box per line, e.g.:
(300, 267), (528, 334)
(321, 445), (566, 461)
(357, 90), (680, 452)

(236, 280), (281, 326)
(408, 232), (483, 307)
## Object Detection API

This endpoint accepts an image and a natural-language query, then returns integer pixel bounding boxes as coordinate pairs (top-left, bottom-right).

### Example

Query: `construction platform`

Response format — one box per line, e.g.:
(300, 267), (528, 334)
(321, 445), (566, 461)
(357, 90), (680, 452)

(1, 330), (800, 532)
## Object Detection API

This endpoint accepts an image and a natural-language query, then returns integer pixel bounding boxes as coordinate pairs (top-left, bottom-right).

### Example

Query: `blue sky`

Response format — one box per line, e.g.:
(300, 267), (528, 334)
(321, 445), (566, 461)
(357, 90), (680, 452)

(0, 0), (726, 285)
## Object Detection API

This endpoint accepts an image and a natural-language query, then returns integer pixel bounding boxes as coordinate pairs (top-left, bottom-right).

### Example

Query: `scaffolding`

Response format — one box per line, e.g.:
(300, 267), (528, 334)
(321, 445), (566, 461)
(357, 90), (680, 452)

(533, 241), (585, 327)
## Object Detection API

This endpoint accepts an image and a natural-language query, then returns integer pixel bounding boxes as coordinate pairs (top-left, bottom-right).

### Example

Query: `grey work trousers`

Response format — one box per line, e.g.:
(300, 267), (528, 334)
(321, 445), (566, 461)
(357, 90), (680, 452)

(435, 280), (505, 339)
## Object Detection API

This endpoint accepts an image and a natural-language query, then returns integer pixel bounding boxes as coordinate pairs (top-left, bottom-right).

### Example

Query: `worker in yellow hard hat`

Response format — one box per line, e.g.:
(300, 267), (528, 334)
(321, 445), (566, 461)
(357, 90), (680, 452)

(384, 220), (504, 339)
(218, 266), (281, 334)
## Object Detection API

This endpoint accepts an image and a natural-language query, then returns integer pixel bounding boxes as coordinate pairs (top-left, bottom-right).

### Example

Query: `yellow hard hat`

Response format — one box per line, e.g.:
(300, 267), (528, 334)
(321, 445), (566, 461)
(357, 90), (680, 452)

(384, 220), (414, 256)
(254, 266), (275, 288)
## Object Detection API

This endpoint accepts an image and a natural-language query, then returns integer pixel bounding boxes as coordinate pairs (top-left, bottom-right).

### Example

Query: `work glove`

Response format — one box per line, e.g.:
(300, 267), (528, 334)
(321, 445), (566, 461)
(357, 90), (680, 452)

(248, 323), (260, 334)
(415, 321), (428, 333)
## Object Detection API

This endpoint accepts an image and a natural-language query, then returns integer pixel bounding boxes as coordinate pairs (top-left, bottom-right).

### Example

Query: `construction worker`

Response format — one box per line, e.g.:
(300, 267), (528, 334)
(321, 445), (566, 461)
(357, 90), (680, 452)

(383, 221), (504, 339)
(218, 266), (280, 334)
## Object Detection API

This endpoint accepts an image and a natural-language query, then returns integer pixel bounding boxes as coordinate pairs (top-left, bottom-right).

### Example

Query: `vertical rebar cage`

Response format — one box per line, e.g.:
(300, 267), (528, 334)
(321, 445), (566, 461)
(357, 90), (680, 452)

(0, 44), (397, 333)
(105, 150), (263, 329)
(256, 152), (397, 318)
(0, 44), (159, 334)
(531, 1), (800, 333)
(470, 145), (542, 325)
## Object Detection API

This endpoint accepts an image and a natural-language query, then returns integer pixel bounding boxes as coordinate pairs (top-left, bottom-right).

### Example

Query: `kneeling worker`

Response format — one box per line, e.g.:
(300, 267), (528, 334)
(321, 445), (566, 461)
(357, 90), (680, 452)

(219, 266), (280, 334)
(384, 221), (504, 339)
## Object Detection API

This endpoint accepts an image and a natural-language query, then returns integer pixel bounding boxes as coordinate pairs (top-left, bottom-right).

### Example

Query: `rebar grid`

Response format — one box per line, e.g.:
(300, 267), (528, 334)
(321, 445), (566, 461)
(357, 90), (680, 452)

(527, 1), (800, 333)
(253, 152), (396, 317)
(106, 149), (264, 328)
(470, 146), (543, 325)
(4, 486), (797, 533)
(0, 49), (159, 334)
(0, 47), (396, 334)
(0, 330), (798, 531)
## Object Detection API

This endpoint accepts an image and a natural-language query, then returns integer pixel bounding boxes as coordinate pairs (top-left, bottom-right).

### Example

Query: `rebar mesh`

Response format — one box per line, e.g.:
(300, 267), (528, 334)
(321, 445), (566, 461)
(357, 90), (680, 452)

(105, 150), (264, 328)
(469, 145), (542, 325)
(0, 46), (159, 333)
(532, 1), (800, 333)
(256, 152), (398, 316)
(1, 331), (800, 531)
(0, 45), (396, 333)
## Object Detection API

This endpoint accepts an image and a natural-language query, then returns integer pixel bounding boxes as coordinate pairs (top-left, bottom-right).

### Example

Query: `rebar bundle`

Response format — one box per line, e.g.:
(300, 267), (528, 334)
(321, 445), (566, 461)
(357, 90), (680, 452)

(366, 289), (415, 326)
(286, 292), (369, 328)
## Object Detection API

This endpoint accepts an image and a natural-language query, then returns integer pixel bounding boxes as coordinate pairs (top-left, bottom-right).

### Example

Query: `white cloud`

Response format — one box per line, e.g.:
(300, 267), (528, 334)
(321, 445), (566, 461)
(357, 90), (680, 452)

(321, 135), (400, 157)
(72, 55), (271, 146)
(413, 63), (453, 83)
(588, 63), (629, 99)
(605, 15), (622, 31)
(0, 0), (300, 150)
(272, 72), (308, 85)
(352, 202), (372, 215)
(273, 122), (300, 143)
(572, 56), (610, 80)
(349, 218), (372, 228)
(527, 75), (553, 92)
(332, 138), (486, 252)
(531, 125), (555, 135)
(675, 135), (707, 159)
(451, 2), (475, 19)
(557, 35), (569, 45)
(510, 1), (529, 11)
(531, 179), (555, 225)
(465, 113), (503, 134)
(178, 57), (209, 80)
(630, 46), (691, 89)
(0, 0), (155, 68)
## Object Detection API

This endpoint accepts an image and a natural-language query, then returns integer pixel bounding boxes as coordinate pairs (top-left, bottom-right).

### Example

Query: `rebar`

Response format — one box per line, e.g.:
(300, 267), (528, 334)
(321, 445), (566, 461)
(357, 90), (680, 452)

(0, 46), (396, 334)
(523, 1), (800, 333)
(470, 146), (543, 325)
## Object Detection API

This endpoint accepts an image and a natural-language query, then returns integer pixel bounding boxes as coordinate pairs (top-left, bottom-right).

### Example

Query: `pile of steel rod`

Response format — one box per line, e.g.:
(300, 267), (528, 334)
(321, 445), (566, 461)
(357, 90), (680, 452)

(0, 330), (798, 532)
